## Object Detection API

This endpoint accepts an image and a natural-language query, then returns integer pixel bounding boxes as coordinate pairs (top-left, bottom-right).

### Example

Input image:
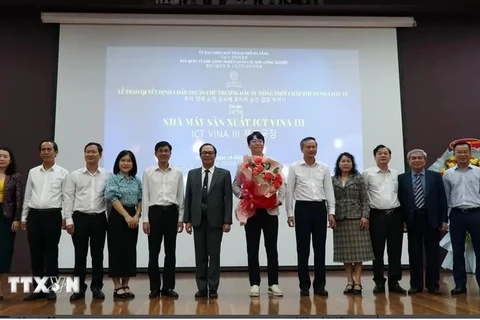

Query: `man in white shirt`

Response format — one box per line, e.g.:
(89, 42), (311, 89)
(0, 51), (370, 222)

(21, 141), (69, 301)
(286, 137), (335, 297)
(232, 131), (285, 297)
(142, 141), (184, 299)
(63, 142), (110, 301)
(363, 144), (406, 294)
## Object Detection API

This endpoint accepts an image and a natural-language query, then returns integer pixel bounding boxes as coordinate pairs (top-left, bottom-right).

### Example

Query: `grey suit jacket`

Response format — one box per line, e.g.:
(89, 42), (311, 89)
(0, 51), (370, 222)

(184, 167), (233, 228)
(332, 173), (369, 220)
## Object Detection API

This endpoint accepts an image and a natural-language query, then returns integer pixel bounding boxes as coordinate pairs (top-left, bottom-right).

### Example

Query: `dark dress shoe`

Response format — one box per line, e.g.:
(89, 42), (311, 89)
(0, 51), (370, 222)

(70, 292), (85, 301)
(162, 289), (179, 298)
(451, 287), (467, 295)
(408, 288), (423, 294)
(122, 287), (135, 299)
(24, 292), (46, 301)
(209, 291), (218, 298)
(314, 288), (328, 296)
(300, 290), (309, 296)
(389, 283), (407, 294)
(373, 284), (385, 294)
(427, 287), (441, 295)
(46, 291), (57, 301)
(92, 289), (105, 300)
(149, 290), (161, 298)
(195, 290), (208, 298)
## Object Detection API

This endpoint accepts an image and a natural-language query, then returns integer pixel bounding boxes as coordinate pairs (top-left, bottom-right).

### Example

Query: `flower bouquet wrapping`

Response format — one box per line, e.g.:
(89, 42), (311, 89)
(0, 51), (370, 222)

(431, 138), (480, 273)
(235, 155), (283, 225)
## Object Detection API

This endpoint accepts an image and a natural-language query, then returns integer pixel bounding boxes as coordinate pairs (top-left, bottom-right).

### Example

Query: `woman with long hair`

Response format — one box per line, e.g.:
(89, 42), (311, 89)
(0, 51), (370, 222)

(332, 152), (374, 295)
(0, 147), (23, 300)
(104, 150), (142, 299)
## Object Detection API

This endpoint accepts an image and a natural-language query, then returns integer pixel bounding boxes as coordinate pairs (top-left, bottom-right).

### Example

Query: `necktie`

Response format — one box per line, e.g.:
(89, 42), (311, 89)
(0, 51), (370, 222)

(414, 173), (425, 208)
(202, 169), (209, 204)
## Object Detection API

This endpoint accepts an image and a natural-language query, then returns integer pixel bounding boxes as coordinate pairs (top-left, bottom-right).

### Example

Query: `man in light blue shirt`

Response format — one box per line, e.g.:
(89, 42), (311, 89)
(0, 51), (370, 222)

(443, 141), (480, 295)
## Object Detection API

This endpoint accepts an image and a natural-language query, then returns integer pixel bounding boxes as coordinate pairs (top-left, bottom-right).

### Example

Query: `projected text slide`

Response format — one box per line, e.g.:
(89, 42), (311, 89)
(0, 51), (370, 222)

(104, 47), (363, 175)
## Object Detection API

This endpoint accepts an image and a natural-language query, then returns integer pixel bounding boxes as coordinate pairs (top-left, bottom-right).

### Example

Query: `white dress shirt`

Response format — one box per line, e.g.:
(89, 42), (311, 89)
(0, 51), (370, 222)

(22, 164), (69, 222)
(142, 164), (185, 223)
(63, 167), (111, 226)
(285, 160), (335, 217)
(362, 166), (400, 210)
(202, 166), (215, 191)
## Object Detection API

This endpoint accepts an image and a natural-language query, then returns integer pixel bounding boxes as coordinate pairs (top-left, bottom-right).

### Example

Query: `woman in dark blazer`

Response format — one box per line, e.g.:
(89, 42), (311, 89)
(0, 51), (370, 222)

(0, 147), (23, 300)
(332, 152), (373, 295)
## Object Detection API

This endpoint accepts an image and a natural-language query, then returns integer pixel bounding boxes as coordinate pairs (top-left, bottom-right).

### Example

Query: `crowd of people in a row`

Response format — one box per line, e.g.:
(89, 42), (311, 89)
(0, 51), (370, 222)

(0, 131), (478, 303)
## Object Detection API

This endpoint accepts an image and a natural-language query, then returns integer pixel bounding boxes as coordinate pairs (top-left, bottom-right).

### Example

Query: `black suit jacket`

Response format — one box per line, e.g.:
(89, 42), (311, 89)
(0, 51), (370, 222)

(398, 169), (448, 229)
(184, 167), (233, 228)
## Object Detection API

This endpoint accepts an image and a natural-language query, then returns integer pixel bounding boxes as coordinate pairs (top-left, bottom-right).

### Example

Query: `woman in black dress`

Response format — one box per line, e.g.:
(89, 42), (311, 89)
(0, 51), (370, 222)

(0, 147), (23, 300)
(105, 150), (142, 299)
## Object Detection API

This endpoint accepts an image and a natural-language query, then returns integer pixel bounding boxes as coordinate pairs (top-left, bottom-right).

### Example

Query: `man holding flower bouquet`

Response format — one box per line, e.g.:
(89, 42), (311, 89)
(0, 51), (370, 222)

(285, 137), (335, 297)
(232, 131), (285, 297)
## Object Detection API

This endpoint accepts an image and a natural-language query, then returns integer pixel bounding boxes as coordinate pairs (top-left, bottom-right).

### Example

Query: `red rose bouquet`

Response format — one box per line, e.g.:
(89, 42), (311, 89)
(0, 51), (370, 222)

(235, 155), (284, 225)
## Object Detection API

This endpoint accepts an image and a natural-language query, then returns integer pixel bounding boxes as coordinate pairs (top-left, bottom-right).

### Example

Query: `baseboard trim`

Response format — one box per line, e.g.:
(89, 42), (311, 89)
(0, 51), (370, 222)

(54, 264), (432, 275)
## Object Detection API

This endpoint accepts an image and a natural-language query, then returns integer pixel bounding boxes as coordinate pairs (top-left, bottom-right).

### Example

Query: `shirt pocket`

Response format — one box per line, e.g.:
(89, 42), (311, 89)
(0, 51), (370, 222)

(49, 177), (63, 192)
(95, 179), (107, 194)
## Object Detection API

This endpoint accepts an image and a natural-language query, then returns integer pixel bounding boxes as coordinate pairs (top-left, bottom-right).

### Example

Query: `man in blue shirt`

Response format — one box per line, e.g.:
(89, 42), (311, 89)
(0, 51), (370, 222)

(443, 142), (480, 294)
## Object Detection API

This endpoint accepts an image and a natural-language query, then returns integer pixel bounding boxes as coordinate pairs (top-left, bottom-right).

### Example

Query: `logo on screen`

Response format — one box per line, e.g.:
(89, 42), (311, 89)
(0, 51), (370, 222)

(226, 71), (242, 88)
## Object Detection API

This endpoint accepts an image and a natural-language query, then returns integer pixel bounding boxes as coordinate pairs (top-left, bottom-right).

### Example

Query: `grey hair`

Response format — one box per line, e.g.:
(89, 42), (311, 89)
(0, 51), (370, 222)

(407, 149), (427, 160)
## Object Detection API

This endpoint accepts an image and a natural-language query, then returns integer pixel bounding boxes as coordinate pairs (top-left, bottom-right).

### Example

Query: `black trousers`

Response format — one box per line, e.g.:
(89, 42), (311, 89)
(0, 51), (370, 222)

(450, 208), (480, 288)
(407, 211), (440, 290)
(26, 209), (62, 287)
(193, 213), (223, 292)
(148, 205), (178, 292)
(369, 208), (403, 285)
(294, 201), (327, 291)
(245, 209), (279, 287)
(72, 211), (107, 292)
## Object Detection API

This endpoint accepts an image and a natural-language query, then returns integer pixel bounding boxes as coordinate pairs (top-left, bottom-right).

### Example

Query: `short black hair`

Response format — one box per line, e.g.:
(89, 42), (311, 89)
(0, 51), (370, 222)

(0, 147), (17, 175)
(453, 141), (471, 152)
(373, 144), (391, 156)
(247, 131), (265, 145)
(199, 143), (217, 155)
(84, 142), (103, 155)
(113, 150), (138, 177)
(300, 137), (317, 149)
(39, 140), (58, 152)
(154, 141), (172, 152)
(334, 152), (358, 177)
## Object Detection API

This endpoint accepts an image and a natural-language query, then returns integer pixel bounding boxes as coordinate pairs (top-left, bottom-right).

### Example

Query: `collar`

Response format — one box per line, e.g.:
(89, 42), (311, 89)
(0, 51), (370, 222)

(375, 166), (391, 173)
(300, 159), (317, 167)
(454, 164), (474, 171)
(81, 166), (102, 175)
(40, 163), (58, 172)
(202, 166), (215, 174)
(411, 169), (426, 177)
(156, 165), (171, 172)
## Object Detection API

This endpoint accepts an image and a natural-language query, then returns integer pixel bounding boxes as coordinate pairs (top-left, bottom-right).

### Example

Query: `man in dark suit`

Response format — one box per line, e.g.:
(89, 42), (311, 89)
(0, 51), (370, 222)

(184, 143), (233, 298)
(398, 149), (448, 295)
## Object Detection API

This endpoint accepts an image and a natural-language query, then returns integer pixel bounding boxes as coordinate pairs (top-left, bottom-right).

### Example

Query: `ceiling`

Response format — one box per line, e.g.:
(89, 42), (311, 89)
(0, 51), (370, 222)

(1, 1), (480, 21)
